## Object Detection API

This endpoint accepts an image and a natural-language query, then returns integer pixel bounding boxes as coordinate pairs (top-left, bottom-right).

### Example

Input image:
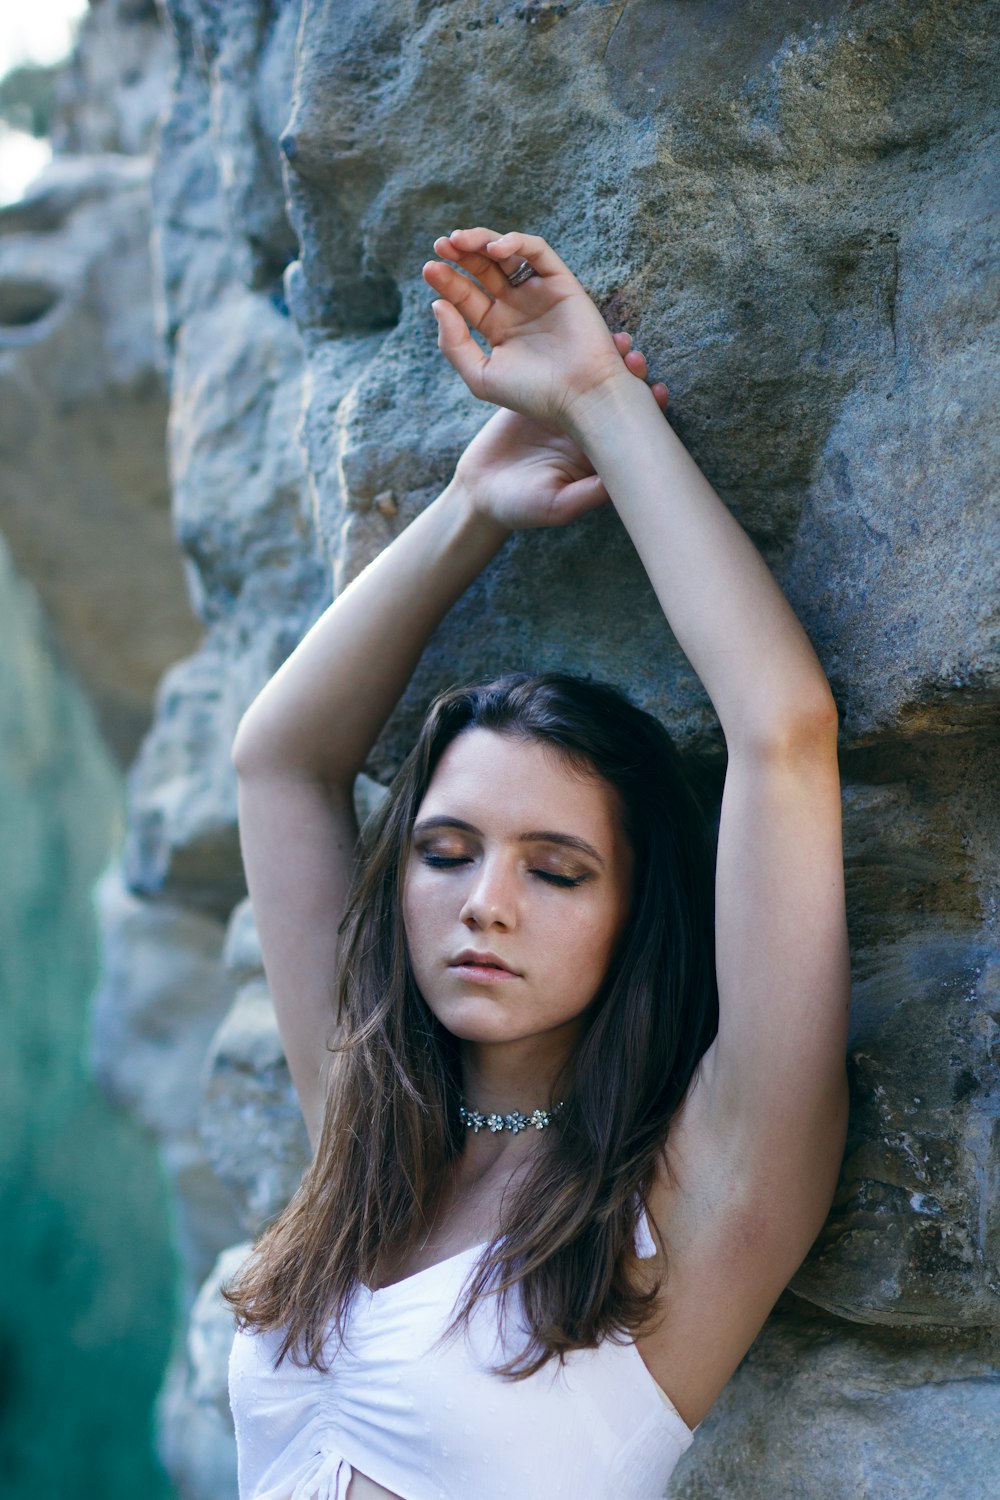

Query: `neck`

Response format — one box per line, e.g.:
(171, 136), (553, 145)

(458, 1029), (576, 1120)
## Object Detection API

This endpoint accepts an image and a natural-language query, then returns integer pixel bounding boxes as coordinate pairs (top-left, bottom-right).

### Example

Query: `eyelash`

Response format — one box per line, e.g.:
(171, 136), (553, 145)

(419, 853), (587, 888)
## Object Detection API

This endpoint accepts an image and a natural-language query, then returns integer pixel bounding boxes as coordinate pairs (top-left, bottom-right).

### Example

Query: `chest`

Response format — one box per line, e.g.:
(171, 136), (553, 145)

(368, 1153), (529, 1291)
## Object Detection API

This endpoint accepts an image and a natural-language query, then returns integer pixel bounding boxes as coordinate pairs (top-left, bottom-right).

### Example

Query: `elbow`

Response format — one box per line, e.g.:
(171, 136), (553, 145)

(786, 685), (840, 750)
(230, 732), (254, 780)
(230, 729), (249, 778)
(736, 686), (840, 763)
(230, 710), (356, 791)
(231, 710), (272, 778)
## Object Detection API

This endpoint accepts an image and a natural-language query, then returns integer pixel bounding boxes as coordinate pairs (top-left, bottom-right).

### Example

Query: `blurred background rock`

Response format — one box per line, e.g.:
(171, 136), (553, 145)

(0, 5), (188, 1497)
(0, 2), (996, 1498)
(0, 534), (176, 1497)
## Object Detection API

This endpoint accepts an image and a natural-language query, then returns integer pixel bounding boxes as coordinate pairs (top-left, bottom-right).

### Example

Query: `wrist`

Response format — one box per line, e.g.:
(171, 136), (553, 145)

(439, 472), (514, 551)
(564, 370), (662, 451)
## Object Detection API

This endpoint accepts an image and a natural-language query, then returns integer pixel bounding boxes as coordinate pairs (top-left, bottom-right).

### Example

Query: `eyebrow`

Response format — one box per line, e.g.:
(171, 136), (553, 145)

(412, 816), (606, 868)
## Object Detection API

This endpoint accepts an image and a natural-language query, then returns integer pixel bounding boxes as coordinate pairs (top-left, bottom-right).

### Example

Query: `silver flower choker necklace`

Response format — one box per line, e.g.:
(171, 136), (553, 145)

(459, 1101), (565, 1135)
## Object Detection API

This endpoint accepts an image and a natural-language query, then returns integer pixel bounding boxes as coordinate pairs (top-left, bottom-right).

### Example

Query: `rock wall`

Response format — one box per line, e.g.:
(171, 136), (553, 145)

(0, 0), (198, 768)
(34, 0), (1000, 1495)
(0, 146), (201, 766)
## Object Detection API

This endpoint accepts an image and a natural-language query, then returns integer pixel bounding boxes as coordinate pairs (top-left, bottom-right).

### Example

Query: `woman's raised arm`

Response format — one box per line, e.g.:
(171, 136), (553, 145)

(231, 477), (510, 1143)
(565, 311), (850, 1221)
(427, 228), (850, 1244)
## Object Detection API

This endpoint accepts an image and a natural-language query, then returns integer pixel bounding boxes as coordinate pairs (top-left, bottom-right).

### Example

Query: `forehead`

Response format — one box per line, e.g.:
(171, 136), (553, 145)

(416, 728), (622, 843)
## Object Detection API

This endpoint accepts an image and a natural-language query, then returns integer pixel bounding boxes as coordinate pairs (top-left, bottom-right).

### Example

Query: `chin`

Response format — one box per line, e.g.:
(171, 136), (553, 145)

(426, 997), (525, 1043)
(434, 1011), (512, 1043)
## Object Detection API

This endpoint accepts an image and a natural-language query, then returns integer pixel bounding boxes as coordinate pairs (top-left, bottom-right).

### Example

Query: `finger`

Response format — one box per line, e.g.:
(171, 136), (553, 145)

(422, 259), (495, 331)
(445, 226), (505, 252)
(444, 226), (528, 282)
(611, 329), (663, 396)
(445, 226), (571, 282)
(482, 231), (573, 282)
(432, 234), (510, 299)
(430, 299), (490, 398)
(553, 471), (611, 521)
(432, 234), (462, 262)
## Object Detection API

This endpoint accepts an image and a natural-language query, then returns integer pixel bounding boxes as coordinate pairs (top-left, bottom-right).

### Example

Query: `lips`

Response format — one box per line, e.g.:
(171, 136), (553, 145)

(449, 949), (520, 975)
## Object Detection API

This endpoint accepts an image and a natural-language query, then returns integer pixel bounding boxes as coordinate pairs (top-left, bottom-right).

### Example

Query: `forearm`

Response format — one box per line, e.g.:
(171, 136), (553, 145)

(570, 379), (837, 755)
(232, 478), (509, 784)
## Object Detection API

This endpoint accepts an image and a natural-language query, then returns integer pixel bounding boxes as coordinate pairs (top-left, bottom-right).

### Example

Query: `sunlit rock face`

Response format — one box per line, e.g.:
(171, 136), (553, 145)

(282, 0), (998, 756)
(46, 0), (1000, 1495)
(52, 0), (172, 157)
(0, 152), (200, 766)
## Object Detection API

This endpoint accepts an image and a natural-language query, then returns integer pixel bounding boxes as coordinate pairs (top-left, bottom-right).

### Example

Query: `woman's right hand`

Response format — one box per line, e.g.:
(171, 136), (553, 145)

(454, 332), (667, 534)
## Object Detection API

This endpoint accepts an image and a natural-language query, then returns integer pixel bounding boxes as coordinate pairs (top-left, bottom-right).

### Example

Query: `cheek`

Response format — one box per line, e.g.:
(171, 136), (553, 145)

(553, 897), (621, 976)
(586, 876), (632, 968)
(401, 869), (447, 956)
(401, 875), (425, 950)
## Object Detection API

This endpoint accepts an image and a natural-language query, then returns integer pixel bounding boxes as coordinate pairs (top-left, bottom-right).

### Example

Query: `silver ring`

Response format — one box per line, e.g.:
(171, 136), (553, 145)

(507, 258), (538, 287)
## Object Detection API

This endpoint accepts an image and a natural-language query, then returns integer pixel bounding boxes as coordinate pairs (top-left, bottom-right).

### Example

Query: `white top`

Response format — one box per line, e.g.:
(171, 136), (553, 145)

(228, 1205), (696, 1500)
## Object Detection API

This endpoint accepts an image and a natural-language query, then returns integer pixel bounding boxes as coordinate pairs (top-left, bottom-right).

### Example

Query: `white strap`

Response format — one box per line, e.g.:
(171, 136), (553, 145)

(289, 1449), (351, 1500)
(634, 1200), (658, 1260)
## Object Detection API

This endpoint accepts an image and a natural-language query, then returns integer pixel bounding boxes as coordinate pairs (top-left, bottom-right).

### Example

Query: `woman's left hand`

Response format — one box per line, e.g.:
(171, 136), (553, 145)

(453, 331), (667, 533)
(423, 227), (657, 433)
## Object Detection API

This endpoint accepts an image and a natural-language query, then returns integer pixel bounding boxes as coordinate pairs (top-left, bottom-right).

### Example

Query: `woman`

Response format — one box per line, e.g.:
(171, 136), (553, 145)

(225, 228), (850, 1500)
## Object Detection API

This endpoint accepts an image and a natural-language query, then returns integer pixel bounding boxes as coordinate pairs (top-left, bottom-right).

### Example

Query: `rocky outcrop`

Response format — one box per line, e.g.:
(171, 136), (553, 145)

(669, 1294), (999, 1500)
(0, 151), (200, 765)
(29, 0), (999, 1495)
(51, 0), (171, 158)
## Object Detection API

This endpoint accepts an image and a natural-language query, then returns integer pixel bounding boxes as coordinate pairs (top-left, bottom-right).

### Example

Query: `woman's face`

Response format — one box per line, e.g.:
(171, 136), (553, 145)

(402, 728), (633, 1052)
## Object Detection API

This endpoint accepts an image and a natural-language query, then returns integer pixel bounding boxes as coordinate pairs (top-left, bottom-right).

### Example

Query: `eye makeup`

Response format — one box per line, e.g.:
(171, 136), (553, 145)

(533, 869), (589, 889)
(414, 843), (593, 889)
(412, 815), (605, 869)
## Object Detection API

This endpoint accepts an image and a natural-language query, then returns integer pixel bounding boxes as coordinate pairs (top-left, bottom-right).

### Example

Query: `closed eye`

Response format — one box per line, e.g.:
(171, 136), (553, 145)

(420, 853), (588, 888)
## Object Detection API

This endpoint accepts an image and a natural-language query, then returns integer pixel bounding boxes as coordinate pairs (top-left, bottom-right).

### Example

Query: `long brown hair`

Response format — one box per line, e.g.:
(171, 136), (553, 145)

(223, 672), (718, 1377)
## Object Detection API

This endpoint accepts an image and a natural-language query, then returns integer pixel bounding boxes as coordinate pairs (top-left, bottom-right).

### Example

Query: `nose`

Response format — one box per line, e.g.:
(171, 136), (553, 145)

(459, 852), (518, 931)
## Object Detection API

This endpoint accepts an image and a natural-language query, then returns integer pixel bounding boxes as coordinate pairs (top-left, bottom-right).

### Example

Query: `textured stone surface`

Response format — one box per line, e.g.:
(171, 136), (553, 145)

(159, 1344), (239, 1500)
(203, 900), (313, 1235)
(156, 1243), (249, 1500)
(201, 979), (312, 1234)
(52, 0), (172, 158)
(282, 0), (999, 760)
(792, 734), (1000, 1329)
(190, 1243), (255, 1425)
(666, 1294), (1000, 1500)
(152, 0), (303, 338)
(32, 0), (998, 1494)
(119, 0), (328, 916)
(0, 153), (200, 764)
(91, 868), (243, 1302)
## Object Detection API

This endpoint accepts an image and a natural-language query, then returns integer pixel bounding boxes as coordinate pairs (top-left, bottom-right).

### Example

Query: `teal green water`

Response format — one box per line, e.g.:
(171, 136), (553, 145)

(0, 536), (176, 1497)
